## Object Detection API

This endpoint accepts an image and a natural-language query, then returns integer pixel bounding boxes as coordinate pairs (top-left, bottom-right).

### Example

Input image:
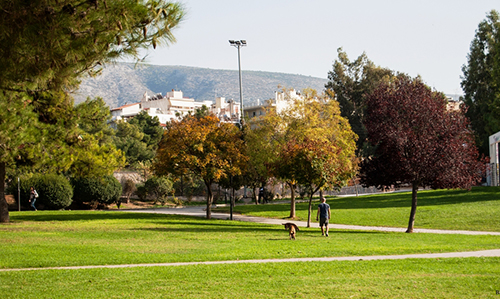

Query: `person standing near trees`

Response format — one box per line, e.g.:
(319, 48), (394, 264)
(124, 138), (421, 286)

(316, 197), (330, 236)
(29, 186), (38, 211)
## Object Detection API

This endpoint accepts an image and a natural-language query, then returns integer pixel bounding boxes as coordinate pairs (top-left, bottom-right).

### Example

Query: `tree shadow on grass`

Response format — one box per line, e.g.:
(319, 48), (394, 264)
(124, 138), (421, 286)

(136, 224), (279, 234)
(136, 221), (386, 235)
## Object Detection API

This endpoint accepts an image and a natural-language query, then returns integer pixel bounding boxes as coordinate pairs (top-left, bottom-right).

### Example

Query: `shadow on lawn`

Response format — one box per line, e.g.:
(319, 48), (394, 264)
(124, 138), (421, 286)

(139, 222), (279, 233)
(137, 221), (382, 235)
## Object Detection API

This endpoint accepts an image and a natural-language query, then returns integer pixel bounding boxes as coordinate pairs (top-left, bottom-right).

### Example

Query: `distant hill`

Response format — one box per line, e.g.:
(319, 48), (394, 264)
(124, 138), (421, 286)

(74, 63), (329, 109)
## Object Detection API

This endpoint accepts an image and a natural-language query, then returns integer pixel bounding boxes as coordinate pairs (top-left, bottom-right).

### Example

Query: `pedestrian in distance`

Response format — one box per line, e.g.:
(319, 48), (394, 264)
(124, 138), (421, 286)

(29, 186), (38, 211)
(316, 196), (330, 236)
(258, 186), (264, 204)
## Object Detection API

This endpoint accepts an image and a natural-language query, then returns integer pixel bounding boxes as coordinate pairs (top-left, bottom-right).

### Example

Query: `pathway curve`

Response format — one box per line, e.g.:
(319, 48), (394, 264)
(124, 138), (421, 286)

(120, 205), (500, 236)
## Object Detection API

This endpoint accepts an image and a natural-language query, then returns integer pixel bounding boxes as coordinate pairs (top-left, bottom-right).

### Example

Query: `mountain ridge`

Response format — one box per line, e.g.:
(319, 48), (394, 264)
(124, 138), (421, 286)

(74, 63), (329, 109)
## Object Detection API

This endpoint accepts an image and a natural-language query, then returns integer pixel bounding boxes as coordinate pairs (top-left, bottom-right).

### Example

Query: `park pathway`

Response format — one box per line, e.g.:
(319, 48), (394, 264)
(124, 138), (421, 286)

(120, 205), (500, 236)
(2, 249), (500, 272)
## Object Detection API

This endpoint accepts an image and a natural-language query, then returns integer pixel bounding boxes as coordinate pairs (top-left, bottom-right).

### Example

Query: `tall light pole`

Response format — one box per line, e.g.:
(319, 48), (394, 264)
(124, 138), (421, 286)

(229, 40), (246, 124)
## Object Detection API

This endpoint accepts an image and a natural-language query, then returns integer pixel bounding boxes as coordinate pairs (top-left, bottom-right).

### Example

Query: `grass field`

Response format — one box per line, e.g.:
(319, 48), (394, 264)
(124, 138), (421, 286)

(218, 187), (500, 231)
(2, 211), (500, 269)
(1, 258), (499, 298)
(1, 187), (499, 298)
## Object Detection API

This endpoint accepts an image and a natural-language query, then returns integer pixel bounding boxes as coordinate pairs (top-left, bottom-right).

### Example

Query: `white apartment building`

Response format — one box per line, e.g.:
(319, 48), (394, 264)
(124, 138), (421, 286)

(111, 89), (302, 125)
(211, 97), (240, 123)
(110, 102), (142, 122)
(244, 89), (301, 120)
(111, 89), (234, 125)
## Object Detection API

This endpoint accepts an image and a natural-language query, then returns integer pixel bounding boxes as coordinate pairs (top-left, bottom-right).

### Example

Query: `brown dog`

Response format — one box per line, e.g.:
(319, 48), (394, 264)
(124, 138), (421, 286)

(282, 222), (299, 240)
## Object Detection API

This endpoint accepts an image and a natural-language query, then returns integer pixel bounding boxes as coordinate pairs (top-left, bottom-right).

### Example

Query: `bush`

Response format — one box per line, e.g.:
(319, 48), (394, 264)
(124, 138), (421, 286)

(71, 175), (122, 208)
(8, 174), (73, 210)
(173, 174), (205, 199)
(122, 179), (137, 204)
(135, 184), (148, 201)
(144, 176), (173, 205)
(133, 176), (173, 205)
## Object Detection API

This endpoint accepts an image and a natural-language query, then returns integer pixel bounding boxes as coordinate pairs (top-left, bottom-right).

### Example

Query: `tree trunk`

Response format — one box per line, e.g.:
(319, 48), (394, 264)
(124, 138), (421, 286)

(253, 187), (259, 205)
(0, 162), (9, 223)
(406, 181), (419, 233)
(205, 180), (213, 219)
(288, 182), (296, 218)
(307, 194), (313, 228)
(307, 187), (320, 228)
(230, 187), (235, 220)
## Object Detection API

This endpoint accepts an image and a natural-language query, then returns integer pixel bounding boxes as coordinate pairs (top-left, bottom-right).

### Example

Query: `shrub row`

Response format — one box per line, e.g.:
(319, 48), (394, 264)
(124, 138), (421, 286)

(8, 174), (121, 210)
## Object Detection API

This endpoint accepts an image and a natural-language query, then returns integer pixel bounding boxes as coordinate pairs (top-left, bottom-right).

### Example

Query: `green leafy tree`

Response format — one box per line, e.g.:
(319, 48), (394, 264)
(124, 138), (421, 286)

(114, 121), (155, 166)
(71, 175), (122, 208)
(114, 111), (163, 167)
(0, 0), (185, 92)
(245, 105), (279, 205)
(144, 176), (174, 205)
(461, 10), (500, 156)
(271, 89), (357, 222)
(71, 97), (125, 177)
(76, 97), (115, 142)
(122, 179), (137, 204)
(325, 48), (394, 154)
(154, 114), (247, 219)
(0, 0), (185, 222)
(128, 111), (164, 150)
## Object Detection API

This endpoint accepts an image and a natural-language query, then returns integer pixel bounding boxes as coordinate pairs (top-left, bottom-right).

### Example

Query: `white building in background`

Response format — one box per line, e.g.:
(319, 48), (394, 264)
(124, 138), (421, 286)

(244, 89), (301, 120)
(488, 131), (500, 186)
(110, 102), (142, 122)
(445, 94), (461, 111)
(111, 89), (238, 125)
(111, 89), (303, 125)
(211, 97), (240, 123)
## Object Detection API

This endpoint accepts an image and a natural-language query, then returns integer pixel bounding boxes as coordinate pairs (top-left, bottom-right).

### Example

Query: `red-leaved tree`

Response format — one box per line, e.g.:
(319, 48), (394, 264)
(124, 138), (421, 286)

(360, 76), (484, 232)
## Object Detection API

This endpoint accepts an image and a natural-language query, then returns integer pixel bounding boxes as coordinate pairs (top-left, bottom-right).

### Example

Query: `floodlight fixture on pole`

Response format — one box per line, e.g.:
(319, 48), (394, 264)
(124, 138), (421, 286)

(229, 39), (246, 124)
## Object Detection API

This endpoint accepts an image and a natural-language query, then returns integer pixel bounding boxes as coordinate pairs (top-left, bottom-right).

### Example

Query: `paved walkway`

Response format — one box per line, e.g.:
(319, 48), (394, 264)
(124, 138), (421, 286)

(120, 205), (500, 235)
(3, 249), (500, 272)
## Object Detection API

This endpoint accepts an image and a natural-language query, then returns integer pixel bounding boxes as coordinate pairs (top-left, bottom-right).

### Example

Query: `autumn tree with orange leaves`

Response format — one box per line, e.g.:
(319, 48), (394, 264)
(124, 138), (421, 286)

(154, 113), (247, 219)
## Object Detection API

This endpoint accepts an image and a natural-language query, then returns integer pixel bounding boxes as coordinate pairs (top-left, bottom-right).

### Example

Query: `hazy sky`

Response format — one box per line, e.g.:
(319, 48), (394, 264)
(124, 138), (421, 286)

(138, 0), (500, 95)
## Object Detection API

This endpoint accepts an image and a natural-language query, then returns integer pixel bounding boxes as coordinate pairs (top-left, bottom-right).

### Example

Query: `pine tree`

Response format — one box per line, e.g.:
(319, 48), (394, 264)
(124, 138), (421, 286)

(0, 0), (185, 222)
(461, 10), (500, 156)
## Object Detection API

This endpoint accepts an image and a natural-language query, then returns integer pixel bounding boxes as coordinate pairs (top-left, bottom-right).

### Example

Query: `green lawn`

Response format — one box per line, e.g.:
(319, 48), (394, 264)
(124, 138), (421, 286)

(1, 258), (499, 298)
(1, 210), (500, 269)
(1, 187), (500, 298)
(219, 187), (500, 231)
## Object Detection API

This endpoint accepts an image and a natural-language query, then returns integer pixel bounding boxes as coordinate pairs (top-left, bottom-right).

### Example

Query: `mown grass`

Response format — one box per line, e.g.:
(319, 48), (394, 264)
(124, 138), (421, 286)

(1, 258), (499, 298)
(2, 194), (500, 299)
(218, 187), (500, 231)
(1, 210), (500, 270)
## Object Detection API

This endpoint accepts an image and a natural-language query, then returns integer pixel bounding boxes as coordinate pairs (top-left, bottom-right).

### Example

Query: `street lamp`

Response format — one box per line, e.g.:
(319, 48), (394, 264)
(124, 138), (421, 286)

(229, 40), (246, 124)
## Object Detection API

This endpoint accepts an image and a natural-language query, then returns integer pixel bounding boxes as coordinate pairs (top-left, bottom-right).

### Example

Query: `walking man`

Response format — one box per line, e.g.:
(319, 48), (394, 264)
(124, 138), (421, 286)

(316, 196), (330, 236)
